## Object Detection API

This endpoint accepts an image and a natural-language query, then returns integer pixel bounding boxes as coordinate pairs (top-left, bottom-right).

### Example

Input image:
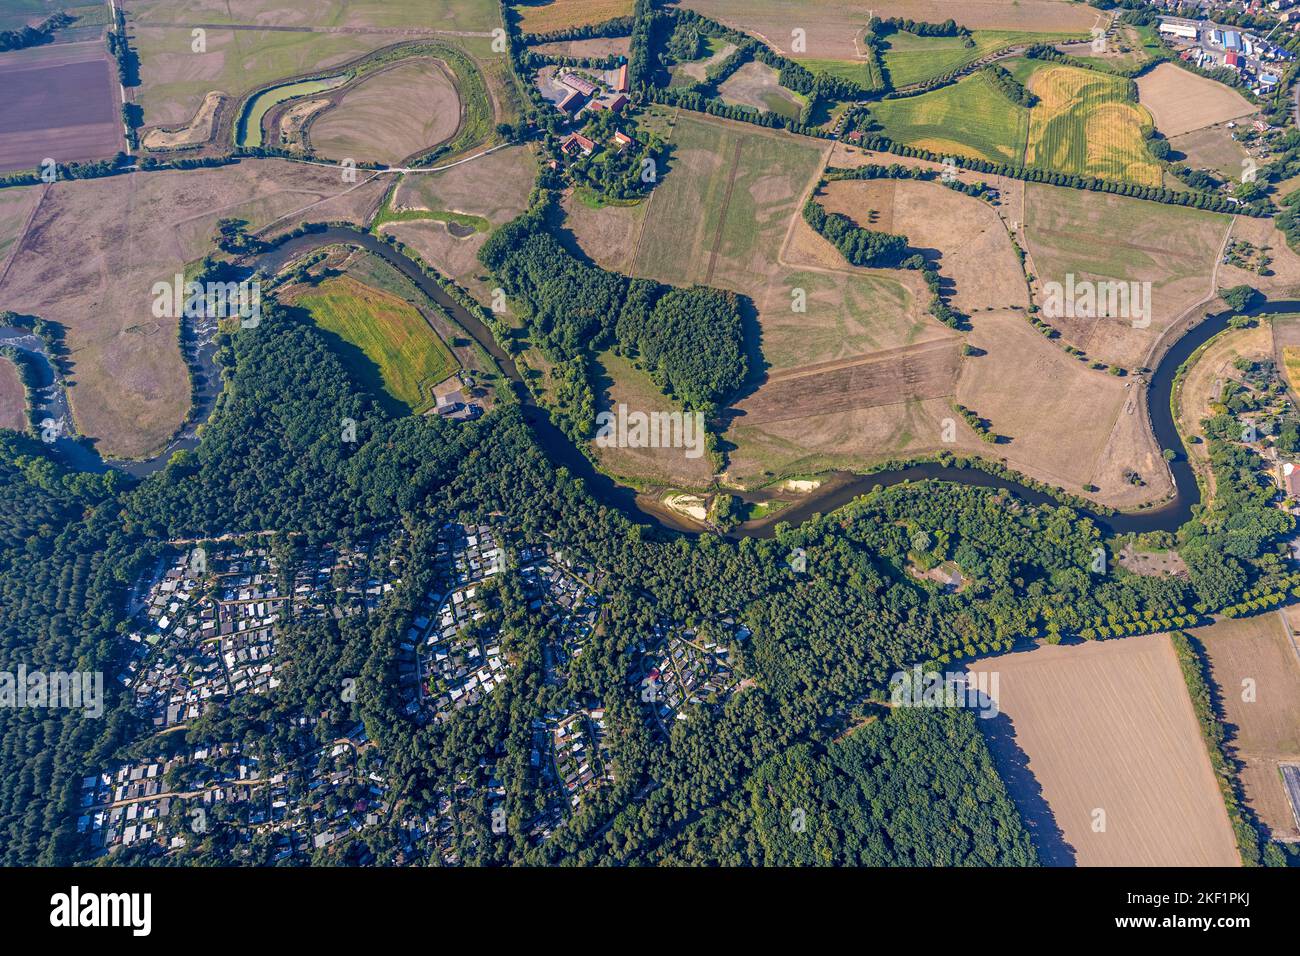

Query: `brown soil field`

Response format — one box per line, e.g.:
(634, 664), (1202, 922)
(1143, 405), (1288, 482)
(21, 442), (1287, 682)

(0, 41), (124, 172)
(679, 0), (1100, 59)
(819, 178), (1029, 314)
(1168, 123), (1250, 182)
(265, 96), (331, 152)
(528, 36), (630, 58)
(0, 159), (387, 458)
(967, 635), (1241, 866)
(142, 91), (226, 151)
(1137, 62), (1256, 138)
(589, 350), (718, 488)
(1196, 613), (1300, 841)
(383, 145), (535, 305)
(956, 309), (1171, 507)
(308, 58), (461, 164)
(515, 0), (633, 34)
(0, 357), (27, 432)
(1022, 181), (1231, 371)
(732, 339), (961, 426)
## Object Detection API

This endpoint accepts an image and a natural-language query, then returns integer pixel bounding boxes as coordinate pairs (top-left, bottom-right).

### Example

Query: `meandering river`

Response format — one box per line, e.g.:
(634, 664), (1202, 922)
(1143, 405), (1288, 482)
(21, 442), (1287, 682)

(14, 224), (1279, 538)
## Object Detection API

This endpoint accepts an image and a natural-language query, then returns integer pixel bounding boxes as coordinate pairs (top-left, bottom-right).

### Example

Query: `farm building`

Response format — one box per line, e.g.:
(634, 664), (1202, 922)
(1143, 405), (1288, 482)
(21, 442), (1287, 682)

(560, 132), (596, 157)
(560, 72), (599, 97)
(613, 64), (629, 92)
(1225, 30), (1243, 51)
(1225, 51), (1242, 69)
(1159, 20), (1198, 40)
(557, 89), (585, 115)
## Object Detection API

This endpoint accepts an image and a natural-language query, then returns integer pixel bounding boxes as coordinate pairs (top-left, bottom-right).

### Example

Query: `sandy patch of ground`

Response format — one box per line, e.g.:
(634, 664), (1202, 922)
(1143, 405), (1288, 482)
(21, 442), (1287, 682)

(0, 356), (26, 432)
(142, 91), (226, 151)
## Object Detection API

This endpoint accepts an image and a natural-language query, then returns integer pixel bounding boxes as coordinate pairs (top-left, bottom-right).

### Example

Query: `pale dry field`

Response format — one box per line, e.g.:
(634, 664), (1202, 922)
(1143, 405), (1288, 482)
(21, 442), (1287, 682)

(1169, 123), (1250, 182)
(383, 145), (535, 305)
(1137, 63), (1257, 139)
(127, 0), (498, 32)
(560, 190), (647, 275)
(0, 184), (42, 277)
(679, 0), (1100, 59)
(1197, 614), (1300, 841)
(956, 309), (1170, 507)
(309, 59), (461, 165)
(967, 636), (1241, 867)
(1022, 181), (1230, 370)
(1218, 214), (1300, 297)
(819, 178), (1029, 314)
(528, 36), (631, 58)
(0, 160), (386, 458)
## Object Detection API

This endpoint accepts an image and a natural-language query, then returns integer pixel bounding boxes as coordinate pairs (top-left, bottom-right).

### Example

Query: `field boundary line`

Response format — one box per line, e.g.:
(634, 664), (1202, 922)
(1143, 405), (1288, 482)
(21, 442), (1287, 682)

(1276, 609), (1300, 669)
(0, 182), (49, 291)
(702, 139), (743, 286)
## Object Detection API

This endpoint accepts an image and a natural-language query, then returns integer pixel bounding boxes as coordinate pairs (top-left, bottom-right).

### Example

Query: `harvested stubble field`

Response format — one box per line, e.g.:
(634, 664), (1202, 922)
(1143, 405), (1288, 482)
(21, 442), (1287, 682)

(1021, 63), (1161, 187)
(513, 0), (633, 34)
(0, 185), (42, 273)
(870, 72), (1029, 166)
(0, 159), (388, 459)
(679, 0), (1100, 59)
(1195, 613), (1300, 842)
(1021, 181), (1230, 370)
(0, 41), (124, 172)
(967, 636), (1241, 866)
(293, 274), (456, 414)
(1216, 214), (1300, 297)
(1136, 62), (1256, 139)
(0, 357), (27, 433)
(308, 58), (461, 164)
(817, 177), (1029, 314)
(956, 308), (1170, 507)
(528, 36), (630, 59)
(383, 144), (535, 306)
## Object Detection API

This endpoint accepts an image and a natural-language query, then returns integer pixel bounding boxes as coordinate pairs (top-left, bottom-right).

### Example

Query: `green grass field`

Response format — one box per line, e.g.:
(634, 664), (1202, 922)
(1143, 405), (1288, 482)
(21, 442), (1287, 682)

(870, 72), (1029, 165)
(297, 275), (457, 414)
(881, 29), (1084, 89)
(797, 56), (884, 92)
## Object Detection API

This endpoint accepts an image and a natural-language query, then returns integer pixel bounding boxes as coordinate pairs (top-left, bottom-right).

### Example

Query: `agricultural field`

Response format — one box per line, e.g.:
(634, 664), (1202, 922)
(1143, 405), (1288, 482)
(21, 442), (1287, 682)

(0, 159), (387, 459)
(881, 29), (1083, 90)
(1017, 61), (1162, 187)
(589, 350), (717, 488)
(1137, 62), (1256, 139)
(512, 0), (633, 35)
(308, 59), (462, 164)
(0, 185), (42, 274)
(817, 177), (1029, 314)
(1273, 315), (1300, 399)
(1021, 181), (1230, 370)
(382, 144), (536, 306)
(678, 0), (1101, 60)
(0, 357), (26, 433)
(293, 274), (457, 415)
(131, 25), (392, 133)
(126, 0), (499, 32)
(967, 636), (1241, 866)
(0, 40), (124, 172)
(1059, 23), (1162, 73)
(956, 309), (1169, 507)
(869, 71), (1029, 166)
(528, 36), (631, 59)
(1218, 214), (1300, 296)
(717, 61), (804, 122)
(1196, 614), (1300, 842)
